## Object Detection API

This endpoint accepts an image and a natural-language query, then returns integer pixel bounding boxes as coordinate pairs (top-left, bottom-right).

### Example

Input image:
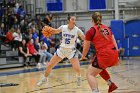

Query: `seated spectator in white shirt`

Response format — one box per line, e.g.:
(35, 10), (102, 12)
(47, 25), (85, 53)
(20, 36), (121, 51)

(12, 28), (22, 50)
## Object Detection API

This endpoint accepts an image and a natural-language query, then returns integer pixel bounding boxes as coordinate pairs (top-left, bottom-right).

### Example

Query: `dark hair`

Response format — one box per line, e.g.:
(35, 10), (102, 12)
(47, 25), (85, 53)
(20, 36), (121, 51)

(92, 12), (107, 40)
(67, 14), (71, 21)
(67, 14), (75, 21)
(46, 13), (53, 20)
(27, 38), (32, 43)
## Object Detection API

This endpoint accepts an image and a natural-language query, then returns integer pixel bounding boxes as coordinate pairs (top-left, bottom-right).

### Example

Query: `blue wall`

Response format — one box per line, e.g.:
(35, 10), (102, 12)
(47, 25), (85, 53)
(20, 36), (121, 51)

(46, 0), (63, 12)
(111, 20), (124, 40)
(89, 0), (106, 10)
(125, 20), (140, 56)
(111, 20), (140, 56)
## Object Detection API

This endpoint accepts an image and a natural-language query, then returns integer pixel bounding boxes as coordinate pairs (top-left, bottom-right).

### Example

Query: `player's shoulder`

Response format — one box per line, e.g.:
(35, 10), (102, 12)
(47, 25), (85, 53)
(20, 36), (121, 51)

(87, 27), (96, 32)
(74, 25), (78, 28)
(101, 24), (109, 28)
(85, 27), (96, 36)
(61, 25), (67, 28)
(74, 26), (81, 32)
(59, 25), (67, 29)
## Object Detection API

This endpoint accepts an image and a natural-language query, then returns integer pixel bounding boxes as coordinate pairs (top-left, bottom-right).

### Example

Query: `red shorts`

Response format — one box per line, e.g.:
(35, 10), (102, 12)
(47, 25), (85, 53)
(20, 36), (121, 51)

(91, 48), (119, 69)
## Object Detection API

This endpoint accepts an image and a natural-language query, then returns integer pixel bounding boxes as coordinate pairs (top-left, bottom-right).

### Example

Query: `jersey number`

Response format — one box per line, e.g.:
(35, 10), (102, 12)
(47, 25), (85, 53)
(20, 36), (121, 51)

(65, 38), (70, 44)
(103, 29), (109, 35)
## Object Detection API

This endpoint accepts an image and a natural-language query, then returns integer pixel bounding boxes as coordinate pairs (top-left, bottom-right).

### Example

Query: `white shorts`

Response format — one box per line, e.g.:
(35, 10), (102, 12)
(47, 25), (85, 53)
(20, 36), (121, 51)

(55, 47), (78, 59)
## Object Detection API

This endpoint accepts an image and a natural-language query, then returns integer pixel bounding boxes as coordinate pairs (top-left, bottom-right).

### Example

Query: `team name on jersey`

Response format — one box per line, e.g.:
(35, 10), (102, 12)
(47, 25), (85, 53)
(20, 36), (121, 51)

(63, 34), (75, 38)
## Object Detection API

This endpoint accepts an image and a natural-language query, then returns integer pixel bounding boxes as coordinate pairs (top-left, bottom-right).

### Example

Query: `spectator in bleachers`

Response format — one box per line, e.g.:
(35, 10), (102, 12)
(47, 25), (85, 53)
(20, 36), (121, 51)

(19, 39), (31, 66)
(14, 0), (20, 14)
(7, 0), (16, 8)
(8, 14), (15, 29)
(35, 15), (43, 37)
(16, 5), (25, 21)
(0, 23), (4, 35)
(34, 38), (47, 68)
(0, 28), (14, 46)
(42, 13), (53, 27)
(117, 39), (125, 60)
(31, 27), (38, 41)
(40, 40), (52, 62)
(35, 15), (43, 31)
(12, 28), (22, 50)
(20, 19), (28, 35)
(40, 35), (51, 51)
(28, 28), (33, 40)
(34, 38), (40, 51)
(13, 15), (19, 29)
(28, 19), (36, 29)
(27, 39), (40, 65)
(5, 28), (14, 44)
(6, 4), (17, 29)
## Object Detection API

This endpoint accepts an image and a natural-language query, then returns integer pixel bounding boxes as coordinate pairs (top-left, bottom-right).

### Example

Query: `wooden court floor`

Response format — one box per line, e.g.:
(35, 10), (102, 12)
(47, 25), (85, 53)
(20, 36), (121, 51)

(0, 58), (140, 93)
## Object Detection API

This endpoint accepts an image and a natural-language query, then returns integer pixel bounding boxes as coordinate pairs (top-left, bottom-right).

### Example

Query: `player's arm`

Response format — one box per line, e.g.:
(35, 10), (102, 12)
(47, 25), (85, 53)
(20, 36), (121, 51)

(42, 26), (62, 38)
(112, 34), (120, 65)
(81, 40), (90, 59)
(51, 28), (62, 34)
(49, 25), (63, 34)
(81, 28), (95, 60)
(77, 29), (85, 41)
(112, 35), (118, 51)
(79, 34), (85, 41)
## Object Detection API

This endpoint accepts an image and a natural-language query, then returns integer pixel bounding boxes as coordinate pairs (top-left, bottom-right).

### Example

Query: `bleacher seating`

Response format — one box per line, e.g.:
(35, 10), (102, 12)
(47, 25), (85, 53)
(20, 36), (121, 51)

(0, 44), (24, 69)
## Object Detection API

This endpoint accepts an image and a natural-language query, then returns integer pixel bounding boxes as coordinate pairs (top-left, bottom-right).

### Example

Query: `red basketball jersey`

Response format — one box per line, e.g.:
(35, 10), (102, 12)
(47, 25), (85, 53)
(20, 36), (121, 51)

(86, 24), (114, 52)
(86, 24), (118, 69)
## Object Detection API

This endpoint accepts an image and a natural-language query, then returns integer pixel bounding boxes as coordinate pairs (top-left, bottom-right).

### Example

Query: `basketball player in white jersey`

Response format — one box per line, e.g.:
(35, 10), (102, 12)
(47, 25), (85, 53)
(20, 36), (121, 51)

(37, 15), (85, 86)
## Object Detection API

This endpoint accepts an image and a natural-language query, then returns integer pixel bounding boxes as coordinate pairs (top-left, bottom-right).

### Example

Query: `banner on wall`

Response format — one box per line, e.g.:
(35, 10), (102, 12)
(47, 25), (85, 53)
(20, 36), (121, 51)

(88, 0), (106, 11)
(46, 0), (63, 12)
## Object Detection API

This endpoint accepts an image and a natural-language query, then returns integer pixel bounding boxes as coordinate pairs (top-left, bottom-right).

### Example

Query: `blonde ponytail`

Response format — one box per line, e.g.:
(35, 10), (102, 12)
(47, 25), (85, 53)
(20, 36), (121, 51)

(92, 12), (108, 40)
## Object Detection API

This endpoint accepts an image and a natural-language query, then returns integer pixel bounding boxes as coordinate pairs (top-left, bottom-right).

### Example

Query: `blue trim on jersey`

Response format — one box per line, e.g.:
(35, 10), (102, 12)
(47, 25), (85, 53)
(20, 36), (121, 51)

(56, 49), (58, 56)
(72, 50), (77, 58)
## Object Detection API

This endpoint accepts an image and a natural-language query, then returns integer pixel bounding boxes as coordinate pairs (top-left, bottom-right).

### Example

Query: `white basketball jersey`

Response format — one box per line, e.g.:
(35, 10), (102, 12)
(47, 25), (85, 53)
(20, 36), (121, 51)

(58, 25), (84, 48)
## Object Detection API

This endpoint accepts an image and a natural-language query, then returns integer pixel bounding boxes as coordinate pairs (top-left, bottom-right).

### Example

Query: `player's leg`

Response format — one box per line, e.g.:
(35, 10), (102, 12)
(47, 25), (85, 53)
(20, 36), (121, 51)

(69, 58), (81, 76)
(69, 58), (81, 86)
(37, 55), (62, 86)
(86, 65), (102, 93)
(99, 49), (118, 92)
(44, 55), (62, 77)
(99, 69), (118, 93)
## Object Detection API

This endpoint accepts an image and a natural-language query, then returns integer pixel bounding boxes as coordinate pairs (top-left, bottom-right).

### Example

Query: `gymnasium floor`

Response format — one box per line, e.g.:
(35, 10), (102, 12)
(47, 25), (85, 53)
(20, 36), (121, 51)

(0, 58), (140, 93)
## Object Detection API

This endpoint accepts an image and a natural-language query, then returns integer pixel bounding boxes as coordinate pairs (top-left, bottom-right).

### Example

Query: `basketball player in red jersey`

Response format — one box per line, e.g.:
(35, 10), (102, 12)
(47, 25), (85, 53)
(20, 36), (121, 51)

(81, 12), (119, 93)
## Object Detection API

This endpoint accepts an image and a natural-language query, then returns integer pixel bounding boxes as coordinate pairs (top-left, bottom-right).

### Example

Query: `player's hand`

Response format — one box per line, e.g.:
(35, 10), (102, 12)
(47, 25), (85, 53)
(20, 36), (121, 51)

(80, 57), (88, 61)
(42, 26), (54, 38)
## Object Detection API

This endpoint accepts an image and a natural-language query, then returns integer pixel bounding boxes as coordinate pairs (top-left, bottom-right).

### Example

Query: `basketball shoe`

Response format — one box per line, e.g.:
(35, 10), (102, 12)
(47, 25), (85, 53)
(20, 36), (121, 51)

(37, 77), (47, 86)
(108, 82), (118, 93)
(77, 76), (81, 86)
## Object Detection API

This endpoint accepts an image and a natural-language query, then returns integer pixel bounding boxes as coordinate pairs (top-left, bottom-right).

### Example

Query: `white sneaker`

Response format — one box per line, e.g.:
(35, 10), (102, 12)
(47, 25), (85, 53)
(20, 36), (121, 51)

(37, 77), (47, 86)
(93, 91), (100, 93)
(92, 90), (100, 93)
(37, 63), (42, 69)
(77, 77), (81, 86)
(92, 89), (100, 93)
